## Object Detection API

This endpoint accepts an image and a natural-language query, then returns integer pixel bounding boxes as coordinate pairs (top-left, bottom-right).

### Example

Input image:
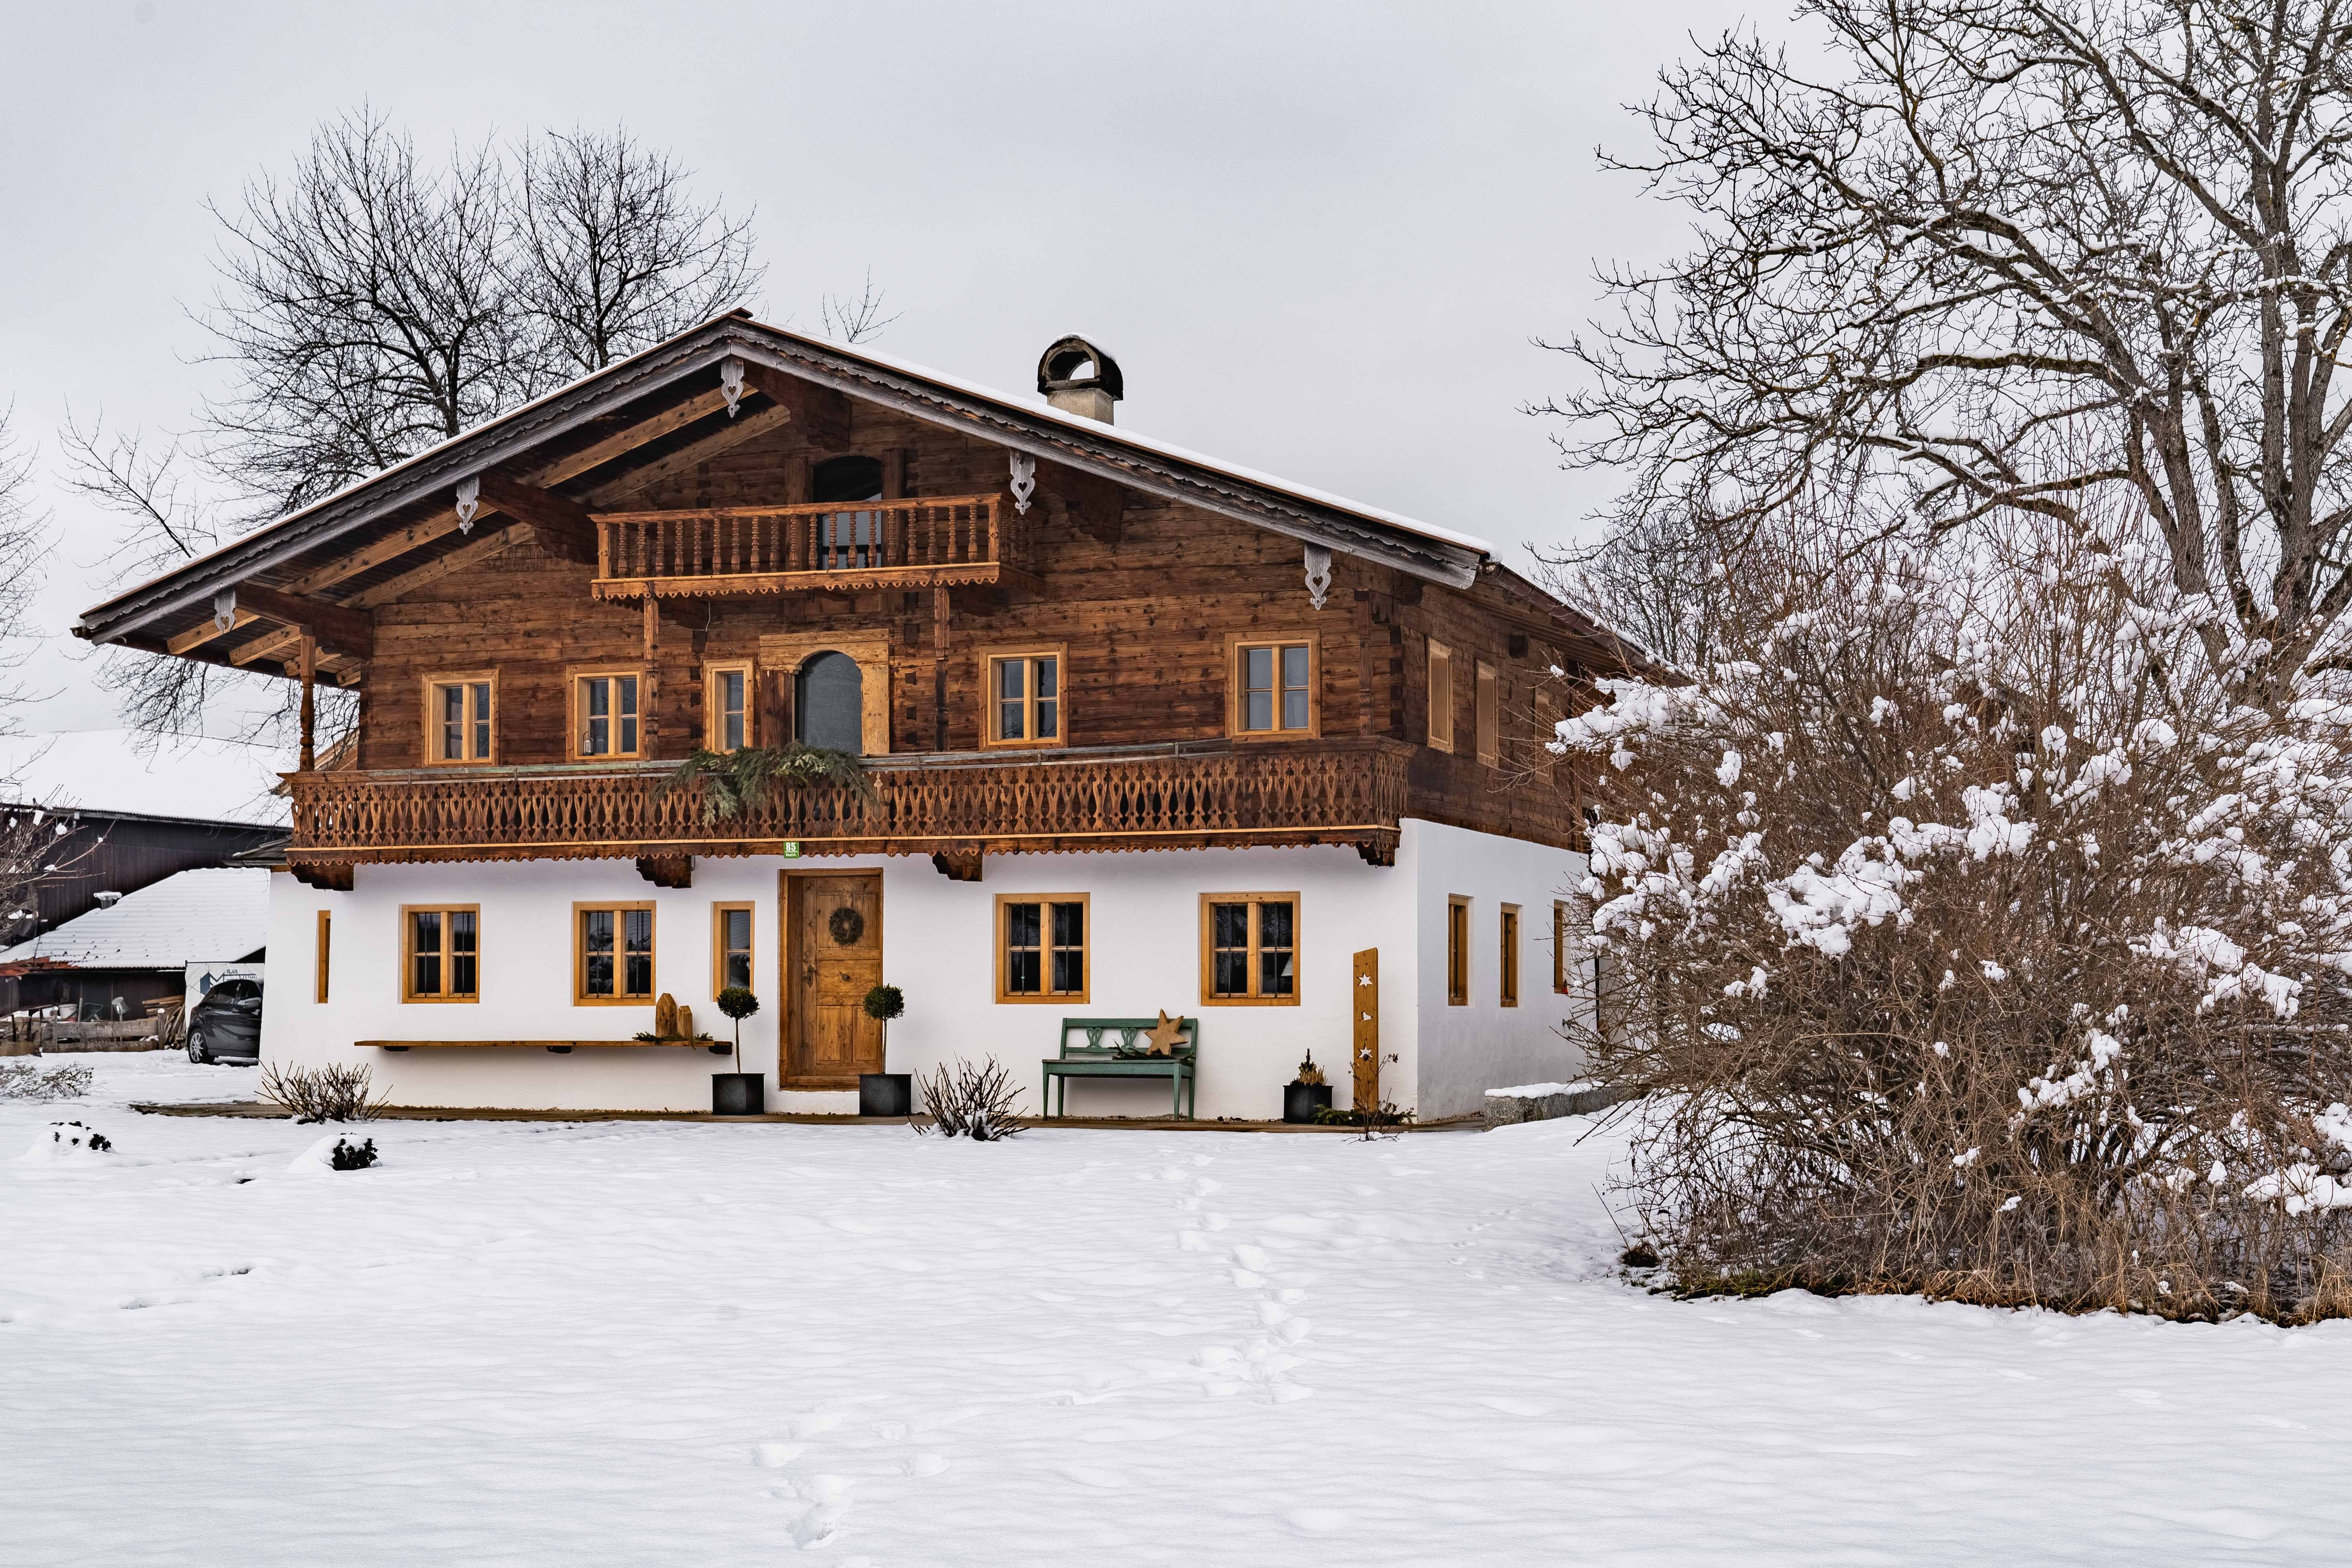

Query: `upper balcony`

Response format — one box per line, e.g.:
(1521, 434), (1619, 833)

(591, 491), (1033, 602)
(285, 737), (1414, 873)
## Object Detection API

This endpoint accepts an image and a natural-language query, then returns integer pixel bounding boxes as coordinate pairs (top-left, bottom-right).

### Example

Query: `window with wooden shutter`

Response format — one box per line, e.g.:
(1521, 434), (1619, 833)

(1446, 895), (1470, 1005)
(1500, 903), (1520, 1006)
(1427, 639), (1454, 752)
(1476, 661), (1499, 767)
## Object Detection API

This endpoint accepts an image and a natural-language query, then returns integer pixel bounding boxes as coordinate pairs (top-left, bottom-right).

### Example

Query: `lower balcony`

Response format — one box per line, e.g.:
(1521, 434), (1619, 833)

(286, 738), (1413, 871)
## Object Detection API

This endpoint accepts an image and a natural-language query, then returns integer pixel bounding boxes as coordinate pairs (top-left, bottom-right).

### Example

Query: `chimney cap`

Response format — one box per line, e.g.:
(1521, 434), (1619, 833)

(1037, 336), (1124, 402)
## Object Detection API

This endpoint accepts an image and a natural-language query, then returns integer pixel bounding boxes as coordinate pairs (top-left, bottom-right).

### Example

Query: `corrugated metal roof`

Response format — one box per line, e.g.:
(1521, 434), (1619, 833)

(0, 866), (271, 971)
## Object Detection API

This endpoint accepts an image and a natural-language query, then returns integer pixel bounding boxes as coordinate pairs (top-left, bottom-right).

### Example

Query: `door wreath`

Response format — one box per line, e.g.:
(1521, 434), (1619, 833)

(828, 906), (866, 945)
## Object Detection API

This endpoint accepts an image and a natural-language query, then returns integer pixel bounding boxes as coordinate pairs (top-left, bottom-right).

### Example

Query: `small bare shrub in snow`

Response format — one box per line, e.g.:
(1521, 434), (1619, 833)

(329, 1136), (378, 1170)
(1559, 525), (2352, 1323)
(915, 1057), (1023, 1140)
(258, 1063), (390, 1124)
(0, 1062), (92, 1102)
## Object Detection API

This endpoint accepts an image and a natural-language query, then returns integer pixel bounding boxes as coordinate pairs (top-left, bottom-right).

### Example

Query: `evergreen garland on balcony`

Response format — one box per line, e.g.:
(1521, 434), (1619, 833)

(665, 743), (877, 824)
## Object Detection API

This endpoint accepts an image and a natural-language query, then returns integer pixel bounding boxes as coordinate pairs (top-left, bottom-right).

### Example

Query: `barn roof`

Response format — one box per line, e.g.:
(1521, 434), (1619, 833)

(0, 867), (270, 972)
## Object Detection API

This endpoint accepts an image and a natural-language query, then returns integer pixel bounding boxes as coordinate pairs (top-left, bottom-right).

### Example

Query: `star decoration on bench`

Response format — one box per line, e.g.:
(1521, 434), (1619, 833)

(1143, 1009), (1189, 1057)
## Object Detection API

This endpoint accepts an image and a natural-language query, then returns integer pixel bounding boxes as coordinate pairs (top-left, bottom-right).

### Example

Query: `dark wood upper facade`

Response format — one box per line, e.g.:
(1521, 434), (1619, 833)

(76, 317), (1624, 878)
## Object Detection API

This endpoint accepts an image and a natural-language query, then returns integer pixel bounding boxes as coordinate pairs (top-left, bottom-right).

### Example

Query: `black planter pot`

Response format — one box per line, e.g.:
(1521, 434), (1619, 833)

(711, 1072), (765, 1116)
(859, 1071), (914, 1118)
(1283, 1082), (1333, 1124)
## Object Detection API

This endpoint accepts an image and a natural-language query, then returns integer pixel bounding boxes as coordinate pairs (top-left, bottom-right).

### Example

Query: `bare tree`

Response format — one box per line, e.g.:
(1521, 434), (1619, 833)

(818, 267), (902, 346)
(196, 107), (531, 521)
(56, 410), (348, 755)
(515, 127), (763, 375)
(1545, 0), (2352, 696)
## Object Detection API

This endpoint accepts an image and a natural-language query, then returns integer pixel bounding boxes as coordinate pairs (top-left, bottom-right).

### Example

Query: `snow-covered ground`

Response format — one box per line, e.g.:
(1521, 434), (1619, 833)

(6, 1054), (2350, 1566)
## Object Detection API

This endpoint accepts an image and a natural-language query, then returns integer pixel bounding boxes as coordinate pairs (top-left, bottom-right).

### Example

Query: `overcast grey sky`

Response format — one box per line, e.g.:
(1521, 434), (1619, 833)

(2, 0), (1754, 745)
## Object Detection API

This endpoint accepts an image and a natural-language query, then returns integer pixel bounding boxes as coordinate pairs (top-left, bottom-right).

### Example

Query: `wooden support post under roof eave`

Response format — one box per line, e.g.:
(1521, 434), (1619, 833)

(931, 583), (951, 751)
(297, 633), (316, 772)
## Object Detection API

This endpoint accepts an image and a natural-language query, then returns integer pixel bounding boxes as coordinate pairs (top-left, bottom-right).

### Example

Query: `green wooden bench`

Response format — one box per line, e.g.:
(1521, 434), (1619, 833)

(1041, 1016), (1199, 1119)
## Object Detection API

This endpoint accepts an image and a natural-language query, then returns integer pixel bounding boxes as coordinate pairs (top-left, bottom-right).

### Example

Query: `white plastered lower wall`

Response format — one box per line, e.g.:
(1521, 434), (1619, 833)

(263, 819), (1589, 1119)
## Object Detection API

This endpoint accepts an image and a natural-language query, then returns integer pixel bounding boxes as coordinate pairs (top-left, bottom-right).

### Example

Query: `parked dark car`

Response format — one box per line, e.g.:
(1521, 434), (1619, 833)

(187, 978), (263, 1065)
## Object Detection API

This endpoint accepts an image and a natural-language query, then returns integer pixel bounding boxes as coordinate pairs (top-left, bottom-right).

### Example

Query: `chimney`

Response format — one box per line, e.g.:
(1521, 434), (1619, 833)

(1037, 336), (1123, 424)
(93, 890), (122, 908)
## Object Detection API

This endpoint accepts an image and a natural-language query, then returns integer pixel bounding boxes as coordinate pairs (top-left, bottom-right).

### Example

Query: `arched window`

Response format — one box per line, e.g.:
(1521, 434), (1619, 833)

(796, 651), (864, 753)
(810, 456), (884, 570)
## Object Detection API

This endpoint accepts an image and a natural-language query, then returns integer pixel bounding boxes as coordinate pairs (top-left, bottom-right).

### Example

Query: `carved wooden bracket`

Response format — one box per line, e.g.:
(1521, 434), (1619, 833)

(635, 855), (694, 888)
(930, 849), (984, 882)
(290, 861), (355, 892)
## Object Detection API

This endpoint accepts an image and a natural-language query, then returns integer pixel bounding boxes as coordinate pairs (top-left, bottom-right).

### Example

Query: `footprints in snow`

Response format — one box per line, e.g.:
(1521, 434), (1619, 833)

(1162, 1159), (1315, 1405)
(754, 1417), (952, 1552)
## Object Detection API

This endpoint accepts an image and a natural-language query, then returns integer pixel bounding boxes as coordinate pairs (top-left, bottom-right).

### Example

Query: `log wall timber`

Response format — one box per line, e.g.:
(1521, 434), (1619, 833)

(328, 387), (1591, 850)
(289, 739), (1415, 863)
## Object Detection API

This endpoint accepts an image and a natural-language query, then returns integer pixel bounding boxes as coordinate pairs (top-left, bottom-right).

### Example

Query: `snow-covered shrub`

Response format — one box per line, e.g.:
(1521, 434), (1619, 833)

(915, 1057), (1023, 1140)
(22, 1120), (112, 1160)
(258, 1062), (389, 1123)
(1558, 525), (2352, 1322)
(288, 1132), (381, 1172)
(0, 1062), (92, 1102)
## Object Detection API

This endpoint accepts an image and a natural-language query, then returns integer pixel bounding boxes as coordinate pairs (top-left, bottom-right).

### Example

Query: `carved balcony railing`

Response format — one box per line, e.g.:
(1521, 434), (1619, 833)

(590, 492), (1031, 601)
(286, 738), (1414, 867)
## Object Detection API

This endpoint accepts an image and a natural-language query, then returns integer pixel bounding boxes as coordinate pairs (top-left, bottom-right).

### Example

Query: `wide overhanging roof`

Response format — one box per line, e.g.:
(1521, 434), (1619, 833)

(77, 313), (1513, 655)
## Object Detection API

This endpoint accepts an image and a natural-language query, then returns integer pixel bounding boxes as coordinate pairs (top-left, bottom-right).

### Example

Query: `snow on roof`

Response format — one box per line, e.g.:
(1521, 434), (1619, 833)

(83, 314), (1494, 626)
(0, 867), (271, 971)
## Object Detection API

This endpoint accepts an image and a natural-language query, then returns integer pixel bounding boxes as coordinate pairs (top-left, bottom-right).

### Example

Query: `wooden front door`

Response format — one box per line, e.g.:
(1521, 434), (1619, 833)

(787, 872), (884, 1085)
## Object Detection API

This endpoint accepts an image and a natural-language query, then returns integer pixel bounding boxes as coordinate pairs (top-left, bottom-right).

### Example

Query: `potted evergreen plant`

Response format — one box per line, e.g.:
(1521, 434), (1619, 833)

(858, 983), (910, 1117)
(1283, 1051), (1333, 1124)
(712, 986), (763, 1116)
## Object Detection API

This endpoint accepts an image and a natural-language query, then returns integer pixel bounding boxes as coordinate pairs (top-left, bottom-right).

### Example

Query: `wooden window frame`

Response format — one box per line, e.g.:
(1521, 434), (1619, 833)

(568, 667), (645, 762)
(1427, 639), (1455, 752)
(1476, 660), (1500, 767)
(711, 902), (755, 994)
(400, 903), (481, 1004)
(420, 671), (498, 766)
(1198, 892), (1302, 1007)
(1553, 899), (1572, 995)
(979, 644), (1070, 750)
(1224, 633), (1320, 740)
(994, 893), (1090, 1004)
(704, 661), (755, 753)
(315, 910), (331, 1004)
(1500, 903), (1520, 1007)
(1446, 895), (1471, 1006)
(572, 900), (658, 1005)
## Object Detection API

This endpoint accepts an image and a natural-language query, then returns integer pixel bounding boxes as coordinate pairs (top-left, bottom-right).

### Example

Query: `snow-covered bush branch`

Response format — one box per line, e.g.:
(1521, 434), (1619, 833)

(1560, 517), (2352, 1321)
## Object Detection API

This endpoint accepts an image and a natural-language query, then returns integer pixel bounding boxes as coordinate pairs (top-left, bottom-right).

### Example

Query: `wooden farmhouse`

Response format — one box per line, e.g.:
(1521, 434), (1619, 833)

(74, 314), (1622, 1120)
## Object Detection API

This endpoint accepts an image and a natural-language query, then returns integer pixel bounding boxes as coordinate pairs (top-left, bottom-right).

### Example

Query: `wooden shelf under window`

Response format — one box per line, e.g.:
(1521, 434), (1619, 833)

(357, 1039), (727, 1053)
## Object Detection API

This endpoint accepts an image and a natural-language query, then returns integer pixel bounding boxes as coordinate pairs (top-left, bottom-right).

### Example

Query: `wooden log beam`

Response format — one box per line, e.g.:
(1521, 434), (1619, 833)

(166, 608), (260, 656)
(473, 473), (600, 563)
(290, 862), (354, 892)
(285, 389), (757, 598)
(1037, 459), (1123, 544)
(739, 362), (851, 450)
(225, 583), (374, 660)
(930, 849), (983, 882)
